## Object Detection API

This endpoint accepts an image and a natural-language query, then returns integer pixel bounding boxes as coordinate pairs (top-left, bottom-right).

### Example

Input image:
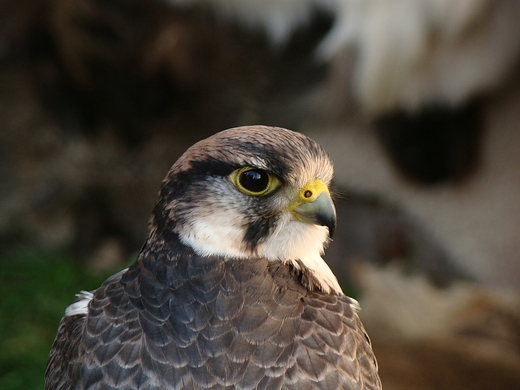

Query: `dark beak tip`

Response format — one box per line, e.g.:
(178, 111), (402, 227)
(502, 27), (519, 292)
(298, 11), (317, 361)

(324, 215), (336, 239)
(328, 224), (335, 239)
(292, 191), (337, 238)
(315, 210), (336, 239)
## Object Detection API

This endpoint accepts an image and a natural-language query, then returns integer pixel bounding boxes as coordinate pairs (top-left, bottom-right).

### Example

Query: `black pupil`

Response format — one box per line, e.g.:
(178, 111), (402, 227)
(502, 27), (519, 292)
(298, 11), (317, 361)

(239, 169), (269, 193)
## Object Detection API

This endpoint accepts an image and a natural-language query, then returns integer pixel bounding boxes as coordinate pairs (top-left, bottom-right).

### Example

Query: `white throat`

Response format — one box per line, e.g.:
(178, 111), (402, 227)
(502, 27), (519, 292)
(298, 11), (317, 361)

(178, 212), (343, 295)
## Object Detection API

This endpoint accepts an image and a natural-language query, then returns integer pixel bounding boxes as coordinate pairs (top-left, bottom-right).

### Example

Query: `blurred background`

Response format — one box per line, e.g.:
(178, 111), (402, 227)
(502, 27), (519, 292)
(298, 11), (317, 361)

(1, 0), (520, 389)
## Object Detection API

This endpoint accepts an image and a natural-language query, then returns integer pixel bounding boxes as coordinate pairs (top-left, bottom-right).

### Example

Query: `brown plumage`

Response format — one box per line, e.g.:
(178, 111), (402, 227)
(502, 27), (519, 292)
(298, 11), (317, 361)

(46, 125), (381, 389)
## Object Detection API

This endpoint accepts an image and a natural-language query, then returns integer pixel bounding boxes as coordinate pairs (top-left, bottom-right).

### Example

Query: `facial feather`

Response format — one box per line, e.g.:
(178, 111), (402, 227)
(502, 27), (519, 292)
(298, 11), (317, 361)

(152, 126), (341, 294)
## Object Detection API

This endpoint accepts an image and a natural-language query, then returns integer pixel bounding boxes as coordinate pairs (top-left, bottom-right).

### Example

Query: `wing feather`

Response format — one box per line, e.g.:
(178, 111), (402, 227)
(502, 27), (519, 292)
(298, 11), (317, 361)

(46, 255), (381, 389)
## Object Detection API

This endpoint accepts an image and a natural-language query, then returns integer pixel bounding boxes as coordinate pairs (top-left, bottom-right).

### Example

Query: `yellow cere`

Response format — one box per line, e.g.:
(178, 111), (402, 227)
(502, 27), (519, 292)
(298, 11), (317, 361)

(297, 179), (329, 204)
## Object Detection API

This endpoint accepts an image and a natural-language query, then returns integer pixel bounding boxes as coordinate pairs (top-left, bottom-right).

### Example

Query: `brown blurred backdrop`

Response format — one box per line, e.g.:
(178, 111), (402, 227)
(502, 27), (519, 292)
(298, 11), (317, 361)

(1, 1), (520, 389)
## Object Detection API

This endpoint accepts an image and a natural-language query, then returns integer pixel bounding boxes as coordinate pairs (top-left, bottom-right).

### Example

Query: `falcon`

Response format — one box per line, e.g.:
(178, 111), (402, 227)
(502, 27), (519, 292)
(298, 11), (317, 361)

(45, 125), (381, 390)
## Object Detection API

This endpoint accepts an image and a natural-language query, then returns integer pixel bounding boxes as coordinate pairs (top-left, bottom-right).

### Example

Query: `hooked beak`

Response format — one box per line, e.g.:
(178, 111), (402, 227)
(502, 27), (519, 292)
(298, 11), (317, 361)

(290, 179), (336, 238)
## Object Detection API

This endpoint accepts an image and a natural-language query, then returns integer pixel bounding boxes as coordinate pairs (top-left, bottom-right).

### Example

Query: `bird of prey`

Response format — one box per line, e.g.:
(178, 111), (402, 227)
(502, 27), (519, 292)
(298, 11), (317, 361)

(46, 125), (381, 390)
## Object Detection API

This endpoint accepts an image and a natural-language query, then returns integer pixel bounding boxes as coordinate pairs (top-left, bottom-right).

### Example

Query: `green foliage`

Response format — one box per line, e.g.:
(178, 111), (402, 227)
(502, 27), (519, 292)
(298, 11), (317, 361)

(0, 249), (116, 390)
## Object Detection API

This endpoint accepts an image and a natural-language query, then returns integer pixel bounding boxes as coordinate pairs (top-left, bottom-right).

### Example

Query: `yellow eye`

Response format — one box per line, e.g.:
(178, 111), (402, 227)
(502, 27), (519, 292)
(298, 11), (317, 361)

(230, 167), (280, 196)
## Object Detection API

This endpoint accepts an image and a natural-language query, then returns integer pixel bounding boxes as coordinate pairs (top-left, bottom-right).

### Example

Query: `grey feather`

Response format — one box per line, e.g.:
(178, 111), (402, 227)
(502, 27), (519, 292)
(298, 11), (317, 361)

(45, 126), (381, 390)
(46, 254), (380, 389)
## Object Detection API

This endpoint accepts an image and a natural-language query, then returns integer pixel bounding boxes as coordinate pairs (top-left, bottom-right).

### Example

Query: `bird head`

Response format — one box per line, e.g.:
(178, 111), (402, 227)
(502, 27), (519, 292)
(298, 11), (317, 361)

(150, 125), (341, 293)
